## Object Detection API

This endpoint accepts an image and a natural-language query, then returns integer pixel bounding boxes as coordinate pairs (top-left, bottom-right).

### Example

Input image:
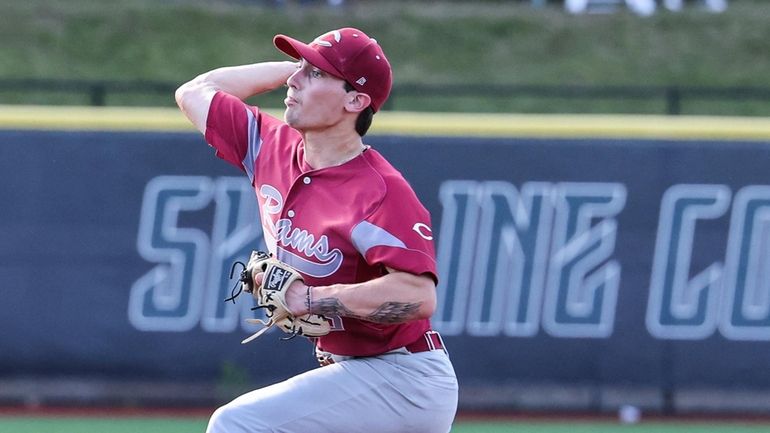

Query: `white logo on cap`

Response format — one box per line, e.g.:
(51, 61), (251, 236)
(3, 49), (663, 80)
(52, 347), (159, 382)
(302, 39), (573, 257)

(356, 77), (367, 86)
(314, 30), (342, 47)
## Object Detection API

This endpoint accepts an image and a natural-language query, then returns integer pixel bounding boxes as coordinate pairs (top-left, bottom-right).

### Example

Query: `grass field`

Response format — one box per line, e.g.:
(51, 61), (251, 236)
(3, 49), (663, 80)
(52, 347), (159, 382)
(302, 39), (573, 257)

(1, 0), (769, 114)
(2, 415), (770, 433)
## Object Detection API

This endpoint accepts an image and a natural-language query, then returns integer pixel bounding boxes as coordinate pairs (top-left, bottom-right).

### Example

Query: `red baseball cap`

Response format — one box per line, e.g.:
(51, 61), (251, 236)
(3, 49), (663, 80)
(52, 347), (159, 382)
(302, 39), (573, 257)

(273, 28), (392, 112)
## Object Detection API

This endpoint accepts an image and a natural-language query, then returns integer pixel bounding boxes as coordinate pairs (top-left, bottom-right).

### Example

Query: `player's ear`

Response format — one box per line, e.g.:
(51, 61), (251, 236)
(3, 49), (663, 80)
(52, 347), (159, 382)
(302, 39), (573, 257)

(345, 92), (372, 114)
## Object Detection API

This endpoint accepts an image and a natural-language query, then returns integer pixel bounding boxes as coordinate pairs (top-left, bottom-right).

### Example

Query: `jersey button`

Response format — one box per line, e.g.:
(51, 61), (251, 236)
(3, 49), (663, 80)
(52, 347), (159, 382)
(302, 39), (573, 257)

(287, 210), (296, 218)
(303, 176), (311, 185)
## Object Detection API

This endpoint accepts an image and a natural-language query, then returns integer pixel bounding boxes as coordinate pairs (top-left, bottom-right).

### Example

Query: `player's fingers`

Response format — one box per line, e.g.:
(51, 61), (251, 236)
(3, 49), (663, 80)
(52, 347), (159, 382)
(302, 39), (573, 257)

(244, 271), (264, 293)
(253, 271), (265, 288)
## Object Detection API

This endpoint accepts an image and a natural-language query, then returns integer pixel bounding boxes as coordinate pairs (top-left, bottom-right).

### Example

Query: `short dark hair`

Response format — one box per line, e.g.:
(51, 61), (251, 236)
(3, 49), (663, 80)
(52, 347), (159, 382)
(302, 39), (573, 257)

(344, 82), (374, 137)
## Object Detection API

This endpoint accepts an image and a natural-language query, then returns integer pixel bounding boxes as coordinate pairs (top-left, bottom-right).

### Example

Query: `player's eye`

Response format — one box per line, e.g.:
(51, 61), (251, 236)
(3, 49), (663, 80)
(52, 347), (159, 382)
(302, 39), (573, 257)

(311, 69), (322, 78)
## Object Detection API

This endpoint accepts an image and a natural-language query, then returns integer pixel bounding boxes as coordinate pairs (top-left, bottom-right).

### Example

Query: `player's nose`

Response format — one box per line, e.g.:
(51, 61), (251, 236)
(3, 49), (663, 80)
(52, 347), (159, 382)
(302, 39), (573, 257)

(286, 68), (300, 90)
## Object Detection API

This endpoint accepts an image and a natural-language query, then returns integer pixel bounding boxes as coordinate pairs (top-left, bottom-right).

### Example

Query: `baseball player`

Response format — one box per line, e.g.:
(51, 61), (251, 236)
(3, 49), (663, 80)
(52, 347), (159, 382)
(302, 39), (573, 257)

(175, 27), (458, 433)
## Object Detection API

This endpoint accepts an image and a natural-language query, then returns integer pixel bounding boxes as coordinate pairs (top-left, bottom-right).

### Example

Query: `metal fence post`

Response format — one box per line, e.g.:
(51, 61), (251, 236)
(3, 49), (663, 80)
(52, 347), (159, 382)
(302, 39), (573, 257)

(90, 83), (107, 106)
(665, 86), (681, 115)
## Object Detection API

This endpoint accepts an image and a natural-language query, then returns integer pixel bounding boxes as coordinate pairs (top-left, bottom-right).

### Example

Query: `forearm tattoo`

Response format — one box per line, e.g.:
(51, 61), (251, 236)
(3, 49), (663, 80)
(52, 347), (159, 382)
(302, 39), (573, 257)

(311, 298), (355, 318)
(311, 298), (422, 324)
(366, 302), (422, 324)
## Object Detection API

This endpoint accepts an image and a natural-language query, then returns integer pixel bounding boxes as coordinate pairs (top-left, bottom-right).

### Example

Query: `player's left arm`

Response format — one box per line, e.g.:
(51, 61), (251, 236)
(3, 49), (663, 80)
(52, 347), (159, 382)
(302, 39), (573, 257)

(275, 176), (439, 324)
(281, 268), (436, 324)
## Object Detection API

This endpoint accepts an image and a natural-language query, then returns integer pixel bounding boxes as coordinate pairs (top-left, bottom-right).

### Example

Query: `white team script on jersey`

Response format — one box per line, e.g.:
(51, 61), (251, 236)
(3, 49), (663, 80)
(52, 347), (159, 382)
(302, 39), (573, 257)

(260, 184), (343, 277)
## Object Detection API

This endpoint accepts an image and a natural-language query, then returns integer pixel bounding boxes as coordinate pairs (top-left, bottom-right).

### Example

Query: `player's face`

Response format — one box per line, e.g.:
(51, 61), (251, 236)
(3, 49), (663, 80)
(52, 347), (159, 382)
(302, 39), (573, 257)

(284, 59), (349, 132)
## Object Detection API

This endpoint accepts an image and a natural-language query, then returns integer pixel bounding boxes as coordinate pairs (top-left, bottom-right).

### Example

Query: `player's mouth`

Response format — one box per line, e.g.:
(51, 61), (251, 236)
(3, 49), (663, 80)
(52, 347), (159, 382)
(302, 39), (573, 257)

(285, 96), (298, 107)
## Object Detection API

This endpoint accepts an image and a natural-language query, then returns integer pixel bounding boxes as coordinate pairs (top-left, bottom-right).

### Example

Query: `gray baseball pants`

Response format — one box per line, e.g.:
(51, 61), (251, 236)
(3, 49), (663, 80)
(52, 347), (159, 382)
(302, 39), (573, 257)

(206, 348), (458, 433)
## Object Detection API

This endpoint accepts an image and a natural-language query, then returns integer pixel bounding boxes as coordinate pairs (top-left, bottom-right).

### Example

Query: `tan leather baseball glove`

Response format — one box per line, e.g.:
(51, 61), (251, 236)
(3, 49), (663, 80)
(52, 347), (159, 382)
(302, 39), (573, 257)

(235, 250), (331, 344)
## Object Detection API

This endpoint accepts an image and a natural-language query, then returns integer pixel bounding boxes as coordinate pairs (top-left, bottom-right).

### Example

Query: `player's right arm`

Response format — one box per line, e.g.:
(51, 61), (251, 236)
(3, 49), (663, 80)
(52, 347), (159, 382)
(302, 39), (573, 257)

(175, 61), (297, 134)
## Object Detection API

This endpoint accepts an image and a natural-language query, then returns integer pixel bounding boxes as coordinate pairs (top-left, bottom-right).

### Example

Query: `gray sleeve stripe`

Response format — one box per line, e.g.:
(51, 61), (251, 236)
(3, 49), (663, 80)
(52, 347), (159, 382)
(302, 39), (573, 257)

(351, 221), (407, 257)
(242, 107), (261, 183)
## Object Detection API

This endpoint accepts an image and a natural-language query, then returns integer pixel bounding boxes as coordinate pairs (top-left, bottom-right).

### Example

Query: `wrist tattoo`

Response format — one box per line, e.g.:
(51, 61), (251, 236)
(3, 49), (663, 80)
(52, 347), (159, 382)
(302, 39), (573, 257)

(305, 285), (313, 314)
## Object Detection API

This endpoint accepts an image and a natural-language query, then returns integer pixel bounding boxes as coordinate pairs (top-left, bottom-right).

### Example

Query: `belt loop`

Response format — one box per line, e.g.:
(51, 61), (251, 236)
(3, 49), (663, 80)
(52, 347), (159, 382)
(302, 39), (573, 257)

(432, 330), (449, 356)
(424, 331), (436, 351)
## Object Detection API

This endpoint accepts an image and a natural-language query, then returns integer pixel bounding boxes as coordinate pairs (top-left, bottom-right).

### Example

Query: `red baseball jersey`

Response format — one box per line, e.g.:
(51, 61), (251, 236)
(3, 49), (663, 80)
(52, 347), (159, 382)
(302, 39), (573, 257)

(205, 91), (438, 356)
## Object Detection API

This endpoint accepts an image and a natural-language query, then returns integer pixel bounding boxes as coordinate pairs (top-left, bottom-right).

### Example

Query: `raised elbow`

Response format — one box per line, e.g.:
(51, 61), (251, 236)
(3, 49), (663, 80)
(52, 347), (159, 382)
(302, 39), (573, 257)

(174, 83), (187, 108)
(174, 75), (216, 134)
(174, 79), (198, 110)
(175, 73), (212, 108)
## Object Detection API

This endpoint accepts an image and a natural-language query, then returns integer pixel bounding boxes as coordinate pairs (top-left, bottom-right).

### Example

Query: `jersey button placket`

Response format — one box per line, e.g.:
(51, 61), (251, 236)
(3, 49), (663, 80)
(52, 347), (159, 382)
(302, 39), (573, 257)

(284, 175), (312, 220)
(294, 177), (311, 217)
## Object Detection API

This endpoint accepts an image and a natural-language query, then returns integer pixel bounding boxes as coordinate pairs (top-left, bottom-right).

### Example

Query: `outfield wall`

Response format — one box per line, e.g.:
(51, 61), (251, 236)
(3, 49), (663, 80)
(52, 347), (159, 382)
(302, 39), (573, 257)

(3, 107), (770, 413)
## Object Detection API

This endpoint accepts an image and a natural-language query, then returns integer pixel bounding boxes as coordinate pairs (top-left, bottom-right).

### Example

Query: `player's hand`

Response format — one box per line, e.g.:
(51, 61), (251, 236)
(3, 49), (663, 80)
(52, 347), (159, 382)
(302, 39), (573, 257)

(232, 251), (331, 343)
(253, 272), (308, 317)
(284, 281), (310, 317)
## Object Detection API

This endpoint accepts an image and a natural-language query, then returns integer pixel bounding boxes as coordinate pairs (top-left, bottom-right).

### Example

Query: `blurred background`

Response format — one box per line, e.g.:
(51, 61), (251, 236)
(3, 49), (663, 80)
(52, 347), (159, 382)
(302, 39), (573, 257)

(2, 1), (770, 432)
(1, 0), (768, 115)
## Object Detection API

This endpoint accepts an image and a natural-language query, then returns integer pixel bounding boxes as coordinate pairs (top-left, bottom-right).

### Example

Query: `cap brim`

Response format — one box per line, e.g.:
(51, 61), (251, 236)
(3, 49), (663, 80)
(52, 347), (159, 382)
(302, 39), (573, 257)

(273, 35), (345, 80)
